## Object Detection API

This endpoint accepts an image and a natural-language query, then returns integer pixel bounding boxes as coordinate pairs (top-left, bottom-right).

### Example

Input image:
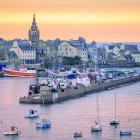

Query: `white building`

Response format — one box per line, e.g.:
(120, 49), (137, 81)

(9, 40), (36, 64)
(58, 41), (88, 62)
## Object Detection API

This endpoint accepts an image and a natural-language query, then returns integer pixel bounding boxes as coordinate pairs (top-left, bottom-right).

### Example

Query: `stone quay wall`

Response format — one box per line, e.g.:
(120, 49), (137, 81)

(19, 75), (140, 104)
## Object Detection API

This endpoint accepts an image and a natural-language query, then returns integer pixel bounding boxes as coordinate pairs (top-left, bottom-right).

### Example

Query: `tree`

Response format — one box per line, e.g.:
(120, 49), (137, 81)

(63, 56), (81, 66)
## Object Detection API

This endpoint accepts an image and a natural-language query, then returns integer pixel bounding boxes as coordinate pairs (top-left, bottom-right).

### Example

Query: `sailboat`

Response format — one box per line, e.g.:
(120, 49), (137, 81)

(110, 92), (119, 125)
(91, 94), (102, 132)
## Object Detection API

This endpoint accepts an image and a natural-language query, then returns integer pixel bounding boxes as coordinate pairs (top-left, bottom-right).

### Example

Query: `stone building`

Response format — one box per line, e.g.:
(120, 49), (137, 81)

(28, 14), (40, 47)
(9, 40), (36, 64)
(58, 40), (88, 62)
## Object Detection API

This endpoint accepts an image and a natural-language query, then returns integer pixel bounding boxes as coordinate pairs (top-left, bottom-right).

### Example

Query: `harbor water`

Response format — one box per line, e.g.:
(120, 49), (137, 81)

(0, 77), (140, 140)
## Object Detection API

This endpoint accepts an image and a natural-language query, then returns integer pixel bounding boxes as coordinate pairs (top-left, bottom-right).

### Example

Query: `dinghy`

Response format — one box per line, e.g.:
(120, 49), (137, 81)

(4, 126), (21, 136)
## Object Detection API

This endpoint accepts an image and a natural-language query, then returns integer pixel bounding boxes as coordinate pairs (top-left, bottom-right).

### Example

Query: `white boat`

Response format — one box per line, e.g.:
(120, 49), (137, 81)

(25, 109), (39, 118)
(4, 126), (21, 136)
(110, 92), (119, 125)
(120, 131), (132, 136)
(91, 123), (102, 132)
(73, 132), (82, 137)
(91, 95), (102, 132)
(36, 118), (51, 128)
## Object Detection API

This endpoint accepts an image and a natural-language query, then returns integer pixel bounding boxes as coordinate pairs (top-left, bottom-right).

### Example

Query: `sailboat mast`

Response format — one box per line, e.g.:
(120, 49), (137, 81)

(96, 94), (100, 124)
(115, 92), (116, 119)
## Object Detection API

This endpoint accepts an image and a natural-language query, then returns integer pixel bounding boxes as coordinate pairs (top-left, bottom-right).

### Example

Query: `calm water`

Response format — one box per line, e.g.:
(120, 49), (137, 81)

(0, 77), (140, 140)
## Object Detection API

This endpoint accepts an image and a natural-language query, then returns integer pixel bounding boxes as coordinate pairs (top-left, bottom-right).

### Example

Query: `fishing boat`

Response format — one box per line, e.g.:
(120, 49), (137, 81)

(73, 132), (82, 137)
(3, 65), (36, 77)
(91, 95), (102, 132)
(4, 126), (21, 136)
(110, 92), (119, 125)
(120, 131), (132, 136)
(36, 118), (51, 128)
(25, 109), (39, 118)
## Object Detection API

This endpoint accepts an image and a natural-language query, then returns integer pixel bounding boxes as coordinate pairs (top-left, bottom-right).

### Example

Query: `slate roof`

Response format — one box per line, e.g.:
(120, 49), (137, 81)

(103, 43), (123, 49)
(67, 41), (86, 48)
(124, 45), (140, 54)
(18, 41), (36, 51)
(8, 51), (18, 58)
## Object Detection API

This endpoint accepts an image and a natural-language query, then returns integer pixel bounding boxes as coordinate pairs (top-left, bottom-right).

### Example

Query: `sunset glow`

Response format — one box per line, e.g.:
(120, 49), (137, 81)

(0, 0), (140, 41)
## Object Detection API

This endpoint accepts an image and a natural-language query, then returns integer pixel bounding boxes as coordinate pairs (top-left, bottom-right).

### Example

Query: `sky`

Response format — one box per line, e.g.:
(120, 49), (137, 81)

(0, 0), (140, 42)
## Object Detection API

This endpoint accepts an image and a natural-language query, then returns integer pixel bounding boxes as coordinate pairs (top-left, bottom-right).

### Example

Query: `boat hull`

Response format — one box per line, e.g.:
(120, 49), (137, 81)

(36, 123), (51, 128)
(91, 128), (102, 132)
(3, 69), (36, 77)
(120, 131), (132, 136)
(4, 132), (19, 136)
(91, 126), (102, 132)
(73, 132), (82, 137)
(25, 114), (39, 118)
(110, 119), (119, 125)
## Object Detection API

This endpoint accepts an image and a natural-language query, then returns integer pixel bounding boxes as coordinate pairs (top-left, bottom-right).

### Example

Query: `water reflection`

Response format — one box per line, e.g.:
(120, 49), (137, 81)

(0, 77), (140, 139)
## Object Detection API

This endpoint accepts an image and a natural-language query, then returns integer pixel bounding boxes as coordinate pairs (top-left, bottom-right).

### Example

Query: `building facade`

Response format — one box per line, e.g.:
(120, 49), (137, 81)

(58, 41), (88, 62)
(9, 40), (36, 64)
(58, 41), (78, 57)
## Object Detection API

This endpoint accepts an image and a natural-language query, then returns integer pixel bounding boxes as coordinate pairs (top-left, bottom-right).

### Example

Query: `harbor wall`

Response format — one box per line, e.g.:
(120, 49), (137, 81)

(19, 75), (140, 104)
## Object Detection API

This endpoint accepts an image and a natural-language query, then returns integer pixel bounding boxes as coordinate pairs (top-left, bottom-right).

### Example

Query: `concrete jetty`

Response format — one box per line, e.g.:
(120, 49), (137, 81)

(19, 75), (140, 104)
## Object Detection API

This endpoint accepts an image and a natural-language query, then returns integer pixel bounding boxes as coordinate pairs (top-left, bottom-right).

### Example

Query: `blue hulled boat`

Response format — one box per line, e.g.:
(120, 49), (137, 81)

(36, 118), (51, 128)
(120, 131), (132, 136)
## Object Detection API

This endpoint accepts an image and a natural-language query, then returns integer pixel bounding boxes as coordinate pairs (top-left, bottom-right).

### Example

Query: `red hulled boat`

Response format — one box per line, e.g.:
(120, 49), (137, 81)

(3, 65), (36, 77)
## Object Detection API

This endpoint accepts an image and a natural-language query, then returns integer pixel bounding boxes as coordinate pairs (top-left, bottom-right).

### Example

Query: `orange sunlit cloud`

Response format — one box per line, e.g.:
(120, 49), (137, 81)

(0, 0), (140, 41)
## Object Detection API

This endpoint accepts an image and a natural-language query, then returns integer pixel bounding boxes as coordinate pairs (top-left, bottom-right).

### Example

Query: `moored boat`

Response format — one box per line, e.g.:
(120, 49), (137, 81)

(91, 123), (102, 132)
(36, 118), (51, 128)
(120, 131), (132, 136)
(110, 93), (120, 125)
(3, 65), (36, 77)
(25, 109), (39, 118)
(73, 132), (82, 137)
(4, 126), (21, 136)
(110, 119), (119, 125)
(91, 95), (102, 132)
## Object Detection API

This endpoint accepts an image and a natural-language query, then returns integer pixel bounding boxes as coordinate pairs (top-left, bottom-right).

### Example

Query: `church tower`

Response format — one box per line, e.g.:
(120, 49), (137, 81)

(28, 14), (40, 47)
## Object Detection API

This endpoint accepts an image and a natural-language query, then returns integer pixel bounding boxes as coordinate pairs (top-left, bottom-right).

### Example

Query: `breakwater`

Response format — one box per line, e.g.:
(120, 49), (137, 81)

(19, 75), (140, 104)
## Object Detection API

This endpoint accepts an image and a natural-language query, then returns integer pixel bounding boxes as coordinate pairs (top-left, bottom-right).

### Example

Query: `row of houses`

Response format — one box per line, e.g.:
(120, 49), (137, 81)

(98, 43), (140, 67)
(0, 37), (140, 67)
(0, 37), (97, 66)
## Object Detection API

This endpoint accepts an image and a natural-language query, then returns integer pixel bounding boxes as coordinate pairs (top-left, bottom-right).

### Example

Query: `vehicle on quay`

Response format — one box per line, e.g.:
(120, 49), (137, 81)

(36, 118), (51, 128)
(4, 126), (21, 136)
(25, 109), (39, 118)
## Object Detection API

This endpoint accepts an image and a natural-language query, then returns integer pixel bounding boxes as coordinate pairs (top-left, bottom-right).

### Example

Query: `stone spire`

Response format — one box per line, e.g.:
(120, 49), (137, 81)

(28, 13), (40, 47)
(32, 13), (36, 27)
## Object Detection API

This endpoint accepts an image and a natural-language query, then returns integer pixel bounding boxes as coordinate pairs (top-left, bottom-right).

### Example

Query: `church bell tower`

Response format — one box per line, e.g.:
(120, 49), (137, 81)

(28, 14), (40, 47)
